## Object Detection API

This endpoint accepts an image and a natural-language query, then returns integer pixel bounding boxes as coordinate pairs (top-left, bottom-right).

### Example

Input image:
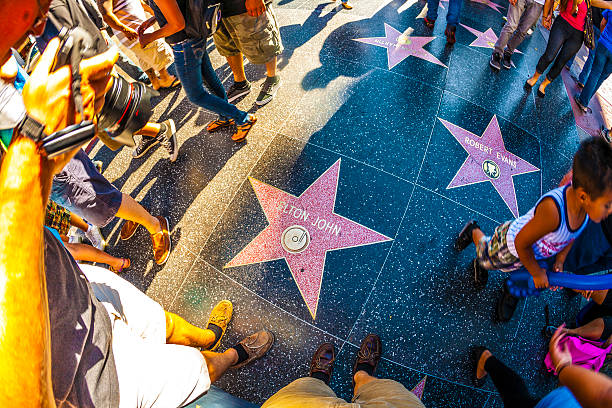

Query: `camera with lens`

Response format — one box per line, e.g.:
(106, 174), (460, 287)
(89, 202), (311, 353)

(21, 26), (156, 158)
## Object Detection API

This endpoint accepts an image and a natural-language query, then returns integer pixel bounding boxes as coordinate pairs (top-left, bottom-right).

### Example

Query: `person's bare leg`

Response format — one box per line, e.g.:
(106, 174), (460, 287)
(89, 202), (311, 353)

(226, 54), (247, 82)
(115, 193), (161, 234)
(353, 371), (378, 395)
(476, 349), (493, 379)
(145, 68), (162, 90)
(591, 289), (609, 305)
(70, 213), (89, 232)
(165, 311), (216, 348)
(64, 242), (126, 270)
(526, 72), (541, 87)
(265, 56), (277, 77)
(156, 67), (177, 87)
(136, 122), (162, 138)
(202, 349), (238, 383)
(472, 228), (485, 245)
(538, 77), (551, 94)
(566, 318), (605, 340)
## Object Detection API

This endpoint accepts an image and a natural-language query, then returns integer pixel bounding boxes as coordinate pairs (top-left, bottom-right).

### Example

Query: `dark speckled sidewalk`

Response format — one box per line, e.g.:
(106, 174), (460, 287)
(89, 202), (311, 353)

(93, 0), (591, 406)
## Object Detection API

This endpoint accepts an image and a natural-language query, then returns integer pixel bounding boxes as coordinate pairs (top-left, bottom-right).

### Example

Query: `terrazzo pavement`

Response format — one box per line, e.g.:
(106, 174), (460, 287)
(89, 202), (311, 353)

(91, 0), (596, 406)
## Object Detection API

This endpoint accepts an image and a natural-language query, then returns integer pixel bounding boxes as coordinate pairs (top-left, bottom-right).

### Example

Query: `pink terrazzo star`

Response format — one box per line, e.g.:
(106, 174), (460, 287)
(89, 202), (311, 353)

(470, 0), (504, 13)
(411, 376), (427, 399)
(460, 24), (523, 56)
(441, 116), (539, 217)
(225, 160), (392, 319)
(354, 23), (447, 69)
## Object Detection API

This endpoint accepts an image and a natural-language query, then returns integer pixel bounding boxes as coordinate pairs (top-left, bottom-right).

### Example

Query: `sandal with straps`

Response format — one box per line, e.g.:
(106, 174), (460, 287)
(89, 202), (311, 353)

(110, 258), (131, 274)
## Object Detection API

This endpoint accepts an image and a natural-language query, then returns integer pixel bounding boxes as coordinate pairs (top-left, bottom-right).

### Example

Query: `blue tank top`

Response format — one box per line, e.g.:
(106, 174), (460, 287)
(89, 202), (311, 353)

(506, 185), (589, 259)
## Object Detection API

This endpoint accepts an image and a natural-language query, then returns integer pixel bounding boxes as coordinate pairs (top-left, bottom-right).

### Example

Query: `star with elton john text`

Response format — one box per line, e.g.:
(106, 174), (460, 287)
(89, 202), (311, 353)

(441, 116), (539, 218)
(225, 160), (392, 319)
(354, 23), (447, 69)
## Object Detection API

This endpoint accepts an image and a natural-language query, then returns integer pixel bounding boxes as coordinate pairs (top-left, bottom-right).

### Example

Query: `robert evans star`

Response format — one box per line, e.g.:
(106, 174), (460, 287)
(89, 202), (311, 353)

(441, 116), (539, 217)
(354, 23), (447, 69)
(225, 160), (392, 319)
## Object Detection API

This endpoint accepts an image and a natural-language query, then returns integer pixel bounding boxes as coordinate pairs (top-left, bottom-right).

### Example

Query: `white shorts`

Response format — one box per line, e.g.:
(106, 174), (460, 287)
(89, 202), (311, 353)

(116, 36), (174, 73)
(80, 264), (211, 408)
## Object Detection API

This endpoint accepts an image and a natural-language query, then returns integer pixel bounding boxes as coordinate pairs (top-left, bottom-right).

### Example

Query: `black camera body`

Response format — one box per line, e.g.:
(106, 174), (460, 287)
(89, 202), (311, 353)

(39, 27), (155, 157)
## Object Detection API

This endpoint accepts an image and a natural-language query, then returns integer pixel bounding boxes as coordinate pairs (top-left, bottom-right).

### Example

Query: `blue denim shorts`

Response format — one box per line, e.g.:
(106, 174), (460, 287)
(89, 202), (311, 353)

(50, 150), (122, 227)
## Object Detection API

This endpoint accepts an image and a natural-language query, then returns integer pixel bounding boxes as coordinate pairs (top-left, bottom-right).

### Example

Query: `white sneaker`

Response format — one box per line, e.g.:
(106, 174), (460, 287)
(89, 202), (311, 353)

(86, 224), (106, 250)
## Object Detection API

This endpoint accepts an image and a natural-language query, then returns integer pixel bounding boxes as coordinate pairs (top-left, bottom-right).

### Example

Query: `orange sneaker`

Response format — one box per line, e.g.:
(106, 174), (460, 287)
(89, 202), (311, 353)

(232, 115), (257, 142)
(206, 300), (234, 351)
(207, 118), (235, 133)
(151, 216), (171, 265)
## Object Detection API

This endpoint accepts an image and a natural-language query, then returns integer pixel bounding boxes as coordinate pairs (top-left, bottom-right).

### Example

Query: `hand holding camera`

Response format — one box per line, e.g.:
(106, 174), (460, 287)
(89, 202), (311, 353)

(23, 37), (117, 136)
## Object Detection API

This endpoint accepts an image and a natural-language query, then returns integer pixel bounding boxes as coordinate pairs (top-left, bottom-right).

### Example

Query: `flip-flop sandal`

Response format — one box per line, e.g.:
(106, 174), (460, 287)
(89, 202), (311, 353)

(470, 346), (489, 387)
(110, 258), (131, 273)
(166, 78), (181, 88)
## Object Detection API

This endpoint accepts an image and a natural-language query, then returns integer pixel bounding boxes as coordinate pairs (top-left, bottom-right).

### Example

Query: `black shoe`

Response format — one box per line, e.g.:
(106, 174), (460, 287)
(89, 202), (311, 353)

(470, 346), (489, 387)
(256, 76), (281, 106)
(472, 259), (489, 290)
(501, 50), (512, 70)
(227, 81), (251, 103)
(157, 119), (178, 162)
(424, 17), (436, 29)
(496, 281), (520, 322)
(574, 94), (589, 113)
(489, 52), (502, 71)
(133, 135), (159, 158)
(455, 220), (480, 251)
(445, 25), (456, 45)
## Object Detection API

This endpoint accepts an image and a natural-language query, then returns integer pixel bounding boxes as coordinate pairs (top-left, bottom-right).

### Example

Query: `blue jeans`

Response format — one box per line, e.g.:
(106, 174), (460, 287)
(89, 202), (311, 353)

(578, 41), (612, 107)
(426, 0), (462, 26)
(578, 27), (602, 84)
(171, 38), (248, 124)
(566, 27), (601, 77)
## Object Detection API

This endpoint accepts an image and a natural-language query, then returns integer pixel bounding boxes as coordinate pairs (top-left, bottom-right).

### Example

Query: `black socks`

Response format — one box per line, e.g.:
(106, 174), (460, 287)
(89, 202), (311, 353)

(231, 343), (249, 365)
(207, 323), (223, 345)
(355, 363), (374, 377)
(234, 80), (248, 88)
(311, 371), (330, 384)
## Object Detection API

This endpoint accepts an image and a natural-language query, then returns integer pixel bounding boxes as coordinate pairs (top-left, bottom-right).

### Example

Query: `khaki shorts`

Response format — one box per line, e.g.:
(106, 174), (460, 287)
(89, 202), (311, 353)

(261, 377), (425, 408)
(213, 5), (283, 65)
(80, 264), (211, 408)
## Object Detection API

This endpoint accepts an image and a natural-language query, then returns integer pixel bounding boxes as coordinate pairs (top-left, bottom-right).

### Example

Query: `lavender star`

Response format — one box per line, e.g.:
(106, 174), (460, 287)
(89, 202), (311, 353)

(460, 24), (523, 55)
(441, 116), (539, 218)
(354, 23), (447, 69)
(470, 0), (504, 13)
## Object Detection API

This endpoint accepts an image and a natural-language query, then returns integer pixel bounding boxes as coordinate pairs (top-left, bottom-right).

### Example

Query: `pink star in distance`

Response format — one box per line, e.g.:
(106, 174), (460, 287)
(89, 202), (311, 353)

(354, 23), (447, 69)
(411, 376), (427, 400)
(460, 24), (523, 55)
(441, 116), (539, 218)
(470, 0), (504, 13)
(225, 160), (392, 319)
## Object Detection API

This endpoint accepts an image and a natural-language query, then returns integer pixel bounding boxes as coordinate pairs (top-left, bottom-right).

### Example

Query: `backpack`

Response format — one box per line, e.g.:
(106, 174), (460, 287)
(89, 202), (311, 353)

(184, 0), (222, 40)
